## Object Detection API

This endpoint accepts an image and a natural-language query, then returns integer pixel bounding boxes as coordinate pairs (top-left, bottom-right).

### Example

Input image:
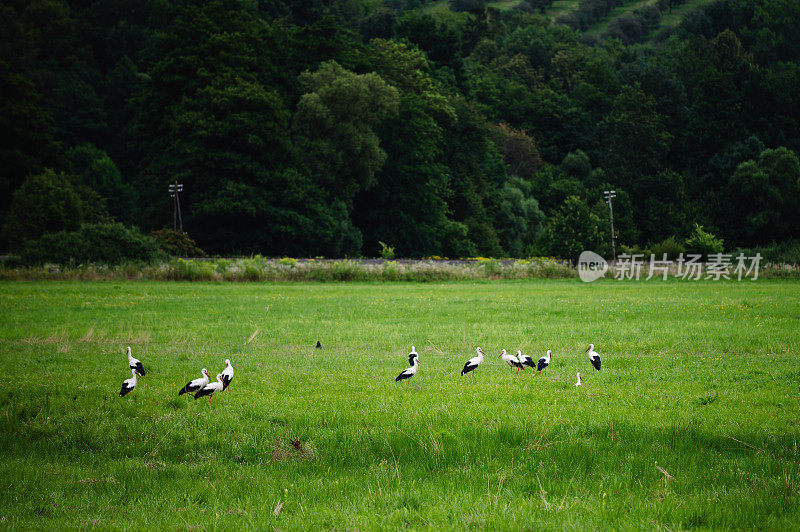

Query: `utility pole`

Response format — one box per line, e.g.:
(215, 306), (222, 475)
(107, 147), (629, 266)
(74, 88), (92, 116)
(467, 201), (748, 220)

(169, 181), (184, 232)
(603, 190), (617, 261)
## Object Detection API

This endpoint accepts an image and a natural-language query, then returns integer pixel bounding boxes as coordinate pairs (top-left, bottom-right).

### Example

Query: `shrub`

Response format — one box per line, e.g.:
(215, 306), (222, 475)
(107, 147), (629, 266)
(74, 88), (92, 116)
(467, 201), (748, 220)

(734, 241), (800, 265)
(651, 236), (686, 260)
(20, 223), (166, 266)
(685, 223), (724, 256)
(4, 169), (85, 251)
(604, 13), (650, 45)
(150, 229), (204, 257)
(279, 257), (298, 267)
(619, 243), (652, 259)
(378, 241), (396, 260)
(166, 258), (216, 281)
(480, 258), (501, 277)
(448, 0), (485, 12)
(66, 143), (137, 224)
(541, 196), (606, 260)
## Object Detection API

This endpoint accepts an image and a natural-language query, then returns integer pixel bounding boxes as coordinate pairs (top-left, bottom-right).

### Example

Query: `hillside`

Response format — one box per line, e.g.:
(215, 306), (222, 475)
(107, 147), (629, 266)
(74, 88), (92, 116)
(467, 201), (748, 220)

(419, 0), (717, 45)
(582, 0), (717, 43)
(545, 0), (582, 21)
(3, 0), (800, 261)
(422, 0), (524, 16)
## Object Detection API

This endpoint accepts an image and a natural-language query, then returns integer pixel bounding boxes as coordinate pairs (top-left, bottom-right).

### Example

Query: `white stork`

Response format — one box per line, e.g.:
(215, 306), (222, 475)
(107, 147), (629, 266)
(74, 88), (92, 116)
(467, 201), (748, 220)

(127, 346), (145, 376)
(178, 368), (209, 396)
(221, 359), (234, 390)
(499, 349), (524, 374)
(461, 347), (485, 377)
(194, 373), (224, 401)
(587, 344), (602, 371)
(517, 350), (535, 370)
(574, 372), (582, 387)
(395, 347), (419, 383)
(537, 350), (552, 374)
(119, 369), (137, 397)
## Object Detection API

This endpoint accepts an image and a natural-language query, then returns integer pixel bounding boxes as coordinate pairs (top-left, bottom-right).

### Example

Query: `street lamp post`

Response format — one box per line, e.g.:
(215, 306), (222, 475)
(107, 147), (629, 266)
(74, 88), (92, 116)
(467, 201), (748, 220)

(603, 190), (617, 261)
(169, 181), (184, 232)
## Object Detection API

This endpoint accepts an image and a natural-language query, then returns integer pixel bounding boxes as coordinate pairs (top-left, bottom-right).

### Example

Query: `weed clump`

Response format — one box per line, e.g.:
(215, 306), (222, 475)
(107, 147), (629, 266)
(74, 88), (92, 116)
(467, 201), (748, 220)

(271, 436), (318, 462)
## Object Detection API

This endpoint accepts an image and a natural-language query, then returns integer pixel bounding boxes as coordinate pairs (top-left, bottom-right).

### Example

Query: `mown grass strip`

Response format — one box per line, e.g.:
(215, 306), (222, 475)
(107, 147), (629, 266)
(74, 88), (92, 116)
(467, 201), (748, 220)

(422, 0), (523, 16)
(585, 0), (654, 35)
(656, 0), (713, 30)
(545, 0), (582, 20)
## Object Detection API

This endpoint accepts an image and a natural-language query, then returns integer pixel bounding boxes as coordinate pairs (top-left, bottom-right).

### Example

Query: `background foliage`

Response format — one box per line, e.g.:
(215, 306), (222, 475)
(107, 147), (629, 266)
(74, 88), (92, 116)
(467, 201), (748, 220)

(2, 0), (800, 260)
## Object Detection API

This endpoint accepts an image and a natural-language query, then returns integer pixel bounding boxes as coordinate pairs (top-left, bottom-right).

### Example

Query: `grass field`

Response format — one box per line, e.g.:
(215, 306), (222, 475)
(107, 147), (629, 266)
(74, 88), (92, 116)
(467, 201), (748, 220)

(655, 0), (713, 32)
(545, 0), (582, 21)
(583, 0), (716, 40)
(1, 279), (799, 529)
(584, 0), (654, 35)
(421, 0), (522, 17)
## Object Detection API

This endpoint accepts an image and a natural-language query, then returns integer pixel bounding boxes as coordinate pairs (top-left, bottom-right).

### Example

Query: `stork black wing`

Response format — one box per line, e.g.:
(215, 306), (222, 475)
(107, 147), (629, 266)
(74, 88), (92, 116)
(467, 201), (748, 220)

(194, 387), (213, 399)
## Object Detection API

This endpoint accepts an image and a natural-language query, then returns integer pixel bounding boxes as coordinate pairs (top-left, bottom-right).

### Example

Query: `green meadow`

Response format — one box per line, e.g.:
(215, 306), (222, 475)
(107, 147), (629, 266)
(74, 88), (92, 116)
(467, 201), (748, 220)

(0, 279), (798, 529)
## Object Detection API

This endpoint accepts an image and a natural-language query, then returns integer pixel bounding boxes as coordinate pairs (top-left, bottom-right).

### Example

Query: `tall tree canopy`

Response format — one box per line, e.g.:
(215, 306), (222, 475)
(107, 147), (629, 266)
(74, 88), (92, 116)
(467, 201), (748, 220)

(3, 0), (800, 257)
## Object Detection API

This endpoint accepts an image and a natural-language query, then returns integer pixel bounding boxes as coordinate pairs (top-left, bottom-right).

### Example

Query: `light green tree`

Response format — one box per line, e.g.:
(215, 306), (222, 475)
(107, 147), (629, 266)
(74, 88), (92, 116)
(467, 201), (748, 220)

(294, 61), (399, 206)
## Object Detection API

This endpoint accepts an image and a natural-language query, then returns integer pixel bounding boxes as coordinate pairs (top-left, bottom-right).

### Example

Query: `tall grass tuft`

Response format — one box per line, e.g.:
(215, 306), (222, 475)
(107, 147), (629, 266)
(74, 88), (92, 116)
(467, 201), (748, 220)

(0, 257), (578, 282)
(2, 256), (798, 282)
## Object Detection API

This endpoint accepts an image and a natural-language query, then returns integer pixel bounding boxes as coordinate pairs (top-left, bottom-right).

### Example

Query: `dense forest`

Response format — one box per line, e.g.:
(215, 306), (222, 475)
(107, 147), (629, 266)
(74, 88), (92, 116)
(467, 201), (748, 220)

(2, 0), (799, 259)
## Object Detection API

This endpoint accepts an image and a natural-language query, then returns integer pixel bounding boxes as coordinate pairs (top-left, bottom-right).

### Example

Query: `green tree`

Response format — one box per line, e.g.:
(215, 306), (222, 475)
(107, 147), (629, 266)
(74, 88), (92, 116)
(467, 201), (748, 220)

(0, 3), (63, 212)
(357, 41), (471, 257)
(136, 0), (305, 253)
(4, 169), (86, 250)
(560, 150), (591, 181)
(489, 123), (543, 180)
(541, 195), (605, 260)
(443, 99), (506, 257)
(0, 62), (61, 213)
(637, 170), (688, 244)
(20, 222), (165, 266)
(600, 82), (672, 185)
(294, 60), (399, 207)
(531, 164), (586, 214)
(497, 177), (545, 257)
(728, 147), (800, 245)
(355, 94), (468, 257)
(66, 144), (137, 224)
(684, 222), (724, 255)
(395, 11), (462, 69)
